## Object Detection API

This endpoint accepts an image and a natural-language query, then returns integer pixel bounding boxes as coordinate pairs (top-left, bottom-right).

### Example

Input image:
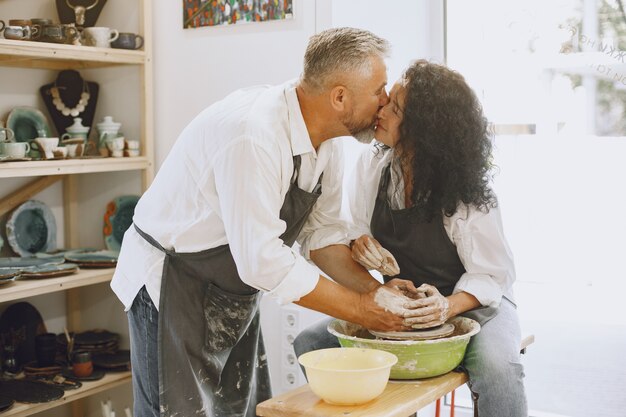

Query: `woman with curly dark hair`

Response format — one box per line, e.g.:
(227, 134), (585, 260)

(294, 60), (528, 416)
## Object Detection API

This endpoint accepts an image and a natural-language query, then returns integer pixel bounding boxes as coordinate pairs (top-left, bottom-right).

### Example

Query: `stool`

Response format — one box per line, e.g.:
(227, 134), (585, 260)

(256, 334), (534, 417)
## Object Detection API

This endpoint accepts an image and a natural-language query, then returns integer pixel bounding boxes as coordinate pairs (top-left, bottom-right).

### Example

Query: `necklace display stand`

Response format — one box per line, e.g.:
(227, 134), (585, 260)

(56, 0), (107, 27)
(40, 70), (99, 141)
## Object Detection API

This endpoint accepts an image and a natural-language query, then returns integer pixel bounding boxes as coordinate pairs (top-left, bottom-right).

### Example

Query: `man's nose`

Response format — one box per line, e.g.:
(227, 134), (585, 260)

(379, 90), (390, 106)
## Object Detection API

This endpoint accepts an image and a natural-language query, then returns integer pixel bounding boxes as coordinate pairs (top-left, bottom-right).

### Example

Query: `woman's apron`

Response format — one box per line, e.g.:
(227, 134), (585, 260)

(134, 155), (322, 417)
(370, 164), (498, 326)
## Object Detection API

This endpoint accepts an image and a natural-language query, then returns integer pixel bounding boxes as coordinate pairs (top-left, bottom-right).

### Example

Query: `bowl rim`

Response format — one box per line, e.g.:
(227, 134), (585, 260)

(298, 347), (398, 373)
(327, 316), (481, 346)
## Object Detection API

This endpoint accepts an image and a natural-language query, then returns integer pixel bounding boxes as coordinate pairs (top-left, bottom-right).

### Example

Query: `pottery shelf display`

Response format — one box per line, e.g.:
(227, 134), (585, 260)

(0, 6), (144, 50)
(0, 0), (153, 415)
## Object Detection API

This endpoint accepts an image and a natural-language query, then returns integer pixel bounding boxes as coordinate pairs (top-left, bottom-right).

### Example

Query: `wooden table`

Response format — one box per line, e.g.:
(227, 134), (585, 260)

(256, 371), (468, 417)
(257, 334), (535, 417)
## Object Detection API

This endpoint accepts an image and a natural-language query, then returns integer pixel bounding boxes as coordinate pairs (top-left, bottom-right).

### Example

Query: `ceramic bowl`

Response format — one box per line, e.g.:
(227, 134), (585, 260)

(328, 316), (480, 380)
(298, 347), (397, 405)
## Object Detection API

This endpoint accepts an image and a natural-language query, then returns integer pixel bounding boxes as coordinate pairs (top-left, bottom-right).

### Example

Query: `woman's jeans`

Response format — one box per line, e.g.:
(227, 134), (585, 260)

(128, 286), (160, 417)
(293, 298), (528, 417)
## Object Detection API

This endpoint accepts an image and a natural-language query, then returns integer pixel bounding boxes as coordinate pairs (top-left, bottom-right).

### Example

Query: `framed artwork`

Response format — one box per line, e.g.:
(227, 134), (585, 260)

(183, 0), (294, 29)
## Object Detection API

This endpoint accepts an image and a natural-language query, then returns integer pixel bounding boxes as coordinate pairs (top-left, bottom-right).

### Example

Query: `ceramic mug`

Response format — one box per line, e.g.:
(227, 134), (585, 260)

(33, 24), (78, 44)
(3, 25), (38, 41)
(0, 142), (30, 158)
(0, 127), (14, 142)
(111, 32), (144, 50)
(64, 143), (84, 158)
(83, 27), (119, 48)
(105, 136), (125, 157)
(34, 137), (59, 159)
(0, 20), (5, 32)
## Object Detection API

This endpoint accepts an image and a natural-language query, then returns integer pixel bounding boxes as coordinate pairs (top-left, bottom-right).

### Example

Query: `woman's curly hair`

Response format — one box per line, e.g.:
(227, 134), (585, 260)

(393, 60), (497, 221)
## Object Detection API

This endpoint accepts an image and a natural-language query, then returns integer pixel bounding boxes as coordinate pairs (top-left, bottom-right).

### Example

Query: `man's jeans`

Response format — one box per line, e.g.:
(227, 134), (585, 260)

(128, 286), (160, 417)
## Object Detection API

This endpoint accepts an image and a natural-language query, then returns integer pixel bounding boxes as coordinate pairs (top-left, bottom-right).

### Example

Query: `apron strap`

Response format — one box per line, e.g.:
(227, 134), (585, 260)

(134, 224), (175, 255)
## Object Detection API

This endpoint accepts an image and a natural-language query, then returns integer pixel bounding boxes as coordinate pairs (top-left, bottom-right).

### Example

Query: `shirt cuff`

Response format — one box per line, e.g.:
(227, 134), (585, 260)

(300, 227), (351, 260)
(266, 255), (320, 305)
(453, 273), (504, 308)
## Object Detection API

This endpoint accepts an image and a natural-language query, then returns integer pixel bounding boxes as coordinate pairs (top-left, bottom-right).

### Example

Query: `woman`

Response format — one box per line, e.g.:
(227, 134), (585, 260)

(294, 60), (528, 416)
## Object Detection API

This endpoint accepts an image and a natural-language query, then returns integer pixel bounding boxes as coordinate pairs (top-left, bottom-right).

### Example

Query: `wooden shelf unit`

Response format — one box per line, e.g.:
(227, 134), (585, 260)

(2, 372), (132, 417)
(0, 1), (154, 415)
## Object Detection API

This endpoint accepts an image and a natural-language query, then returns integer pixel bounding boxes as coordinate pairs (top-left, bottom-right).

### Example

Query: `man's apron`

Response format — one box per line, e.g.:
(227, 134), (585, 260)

(370, 164), (498, 326)
(134, 155), (322, 417)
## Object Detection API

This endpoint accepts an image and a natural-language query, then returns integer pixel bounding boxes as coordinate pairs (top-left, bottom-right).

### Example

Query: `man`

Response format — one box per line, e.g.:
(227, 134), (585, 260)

(111, 27), (416, 417)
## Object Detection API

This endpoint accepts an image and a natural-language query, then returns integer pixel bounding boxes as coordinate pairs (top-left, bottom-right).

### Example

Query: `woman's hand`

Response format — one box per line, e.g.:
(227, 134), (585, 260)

(402, 284), (451, 329)
(351, 235), (400, 276)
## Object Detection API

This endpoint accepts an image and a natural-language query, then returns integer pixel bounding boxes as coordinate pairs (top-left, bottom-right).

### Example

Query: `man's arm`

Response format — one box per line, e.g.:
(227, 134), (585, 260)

(295, 275), (407, 331)
(310, 244), (380, 294)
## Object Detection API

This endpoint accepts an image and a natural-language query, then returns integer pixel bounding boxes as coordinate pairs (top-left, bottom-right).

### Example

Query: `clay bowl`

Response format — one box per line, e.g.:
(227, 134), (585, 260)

(327, 316), (480, 380)
(298, 347), (397, 405)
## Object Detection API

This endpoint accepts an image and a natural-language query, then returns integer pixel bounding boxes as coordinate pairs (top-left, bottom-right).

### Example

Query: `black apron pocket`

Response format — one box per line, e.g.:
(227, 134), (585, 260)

(203, 282), (261, 353)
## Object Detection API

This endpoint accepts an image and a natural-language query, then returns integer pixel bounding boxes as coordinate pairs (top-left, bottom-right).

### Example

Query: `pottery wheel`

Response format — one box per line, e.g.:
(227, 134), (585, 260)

(369, 323), (455, 340)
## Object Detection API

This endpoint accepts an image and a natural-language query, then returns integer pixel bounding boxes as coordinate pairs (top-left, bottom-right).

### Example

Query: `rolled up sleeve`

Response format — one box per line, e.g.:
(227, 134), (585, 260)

(450, 205), (516, 308)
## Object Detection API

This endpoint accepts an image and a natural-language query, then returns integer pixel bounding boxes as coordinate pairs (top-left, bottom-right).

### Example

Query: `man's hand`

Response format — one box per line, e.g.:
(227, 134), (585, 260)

(402, 284), (451, 329)
(351, 235), (400, 276)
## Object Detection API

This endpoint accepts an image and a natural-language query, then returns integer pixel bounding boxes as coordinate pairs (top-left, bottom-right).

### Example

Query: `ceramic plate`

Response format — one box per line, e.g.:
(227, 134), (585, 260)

(0, 256), (65, 268)
(20, 263), (79, 279)
(0, 275), (18, 286)
(6, 200), (57, 257)
(6, 106), (52, 152)
(64, 250), (118, 267)
(0, 156), (33, 162)
(369, 323), (455, 341)
(61, 367), (105, 381)
(0, 393), (14, 413)
(103, 195), (139, 251)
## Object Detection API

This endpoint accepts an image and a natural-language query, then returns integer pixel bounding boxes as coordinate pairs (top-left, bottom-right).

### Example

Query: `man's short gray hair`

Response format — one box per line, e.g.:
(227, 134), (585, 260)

(302, 27), (390, 93)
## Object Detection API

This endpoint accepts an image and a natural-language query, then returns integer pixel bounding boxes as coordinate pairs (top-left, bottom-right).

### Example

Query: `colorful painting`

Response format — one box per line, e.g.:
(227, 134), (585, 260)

(183, 0), (293, 29)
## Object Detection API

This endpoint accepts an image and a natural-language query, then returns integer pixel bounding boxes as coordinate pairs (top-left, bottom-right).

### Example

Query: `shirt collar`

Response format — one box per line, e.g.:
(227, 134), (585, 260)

(285, 82), (315, 157)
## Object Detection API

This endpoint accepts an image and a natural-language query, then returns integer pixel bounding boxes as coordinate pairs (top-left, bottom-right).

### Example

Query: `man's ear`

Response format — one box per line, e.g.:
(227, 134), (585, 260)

(329, 85), (349, 111)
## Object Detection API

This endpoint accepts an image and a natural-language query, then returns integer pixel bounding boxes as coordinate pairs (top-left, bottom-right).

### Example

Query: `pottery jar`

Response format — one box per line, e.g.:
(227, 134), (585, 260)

(72, 351), (93, 378)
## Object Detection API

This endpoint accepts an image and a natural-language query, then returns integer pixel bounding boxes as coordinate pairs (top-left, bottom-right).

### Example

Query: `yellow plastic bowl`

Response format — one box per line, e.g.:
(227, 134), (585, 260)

(298, 347), (398, 405)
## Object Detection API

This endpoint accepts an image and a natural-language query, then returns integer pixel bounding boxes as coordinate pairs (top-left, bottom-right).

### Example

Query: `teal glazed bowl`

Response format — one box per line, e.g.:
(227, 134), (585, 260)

(327, 316), (480, 380)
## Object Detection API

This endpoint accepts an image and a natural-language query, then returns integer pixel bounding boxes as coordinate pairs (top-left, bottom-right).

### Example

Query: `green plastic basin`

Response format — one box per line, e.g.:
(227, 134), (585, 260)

(327, 316), (480, 380)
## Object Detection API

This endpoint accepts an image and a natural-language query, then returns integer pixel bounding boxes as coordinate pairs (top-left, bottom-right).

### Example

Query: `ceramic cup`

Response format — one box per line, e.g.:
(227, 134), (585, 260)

(111, 32), (144, 50)
(83, 27), (119, 48)
(0, 20), (5, 33)
(105, 136), (125, 157)
(3, 25), (38, 41)
(72, 351), (93, 378)
(0, 142), (30, 158)
(34, 137), (59, 159)
(64, 142), (84, 158)
(30, 18), (53, 26)
(52, 147), (68, 158)
(0, 127), (14, 142)
(33, 24), (78, 44)
(35, 333), (57, 367)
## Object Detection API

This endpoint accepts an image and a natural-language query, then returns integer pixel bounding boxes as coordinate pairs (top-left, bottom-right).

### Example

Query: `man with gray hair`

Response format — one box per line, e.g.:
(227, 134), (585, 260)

(112, 27), (421, 417)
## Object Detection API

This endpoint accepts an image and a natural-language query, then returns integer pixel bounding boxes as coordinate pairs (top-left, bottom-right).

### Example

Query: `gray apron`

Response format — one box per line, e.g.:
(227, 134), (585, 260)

(370, 164), (497, 326)
(135, 155), (322, 417)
